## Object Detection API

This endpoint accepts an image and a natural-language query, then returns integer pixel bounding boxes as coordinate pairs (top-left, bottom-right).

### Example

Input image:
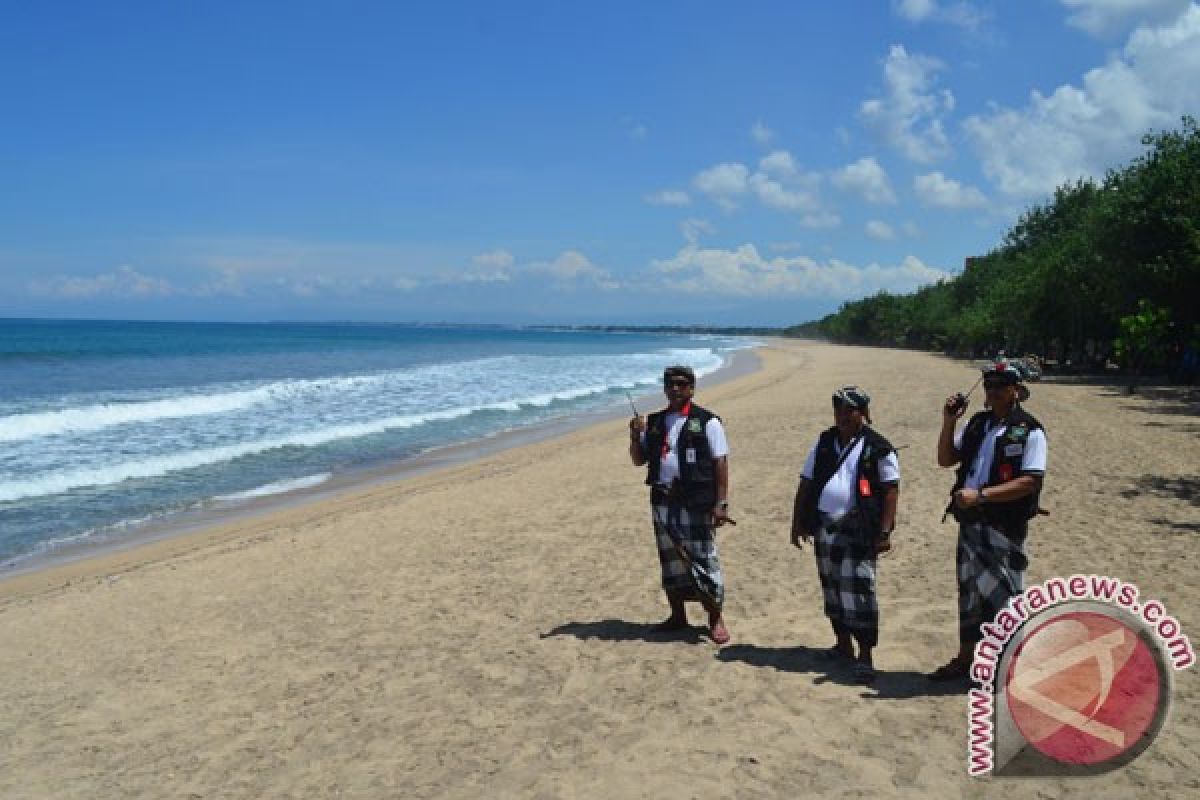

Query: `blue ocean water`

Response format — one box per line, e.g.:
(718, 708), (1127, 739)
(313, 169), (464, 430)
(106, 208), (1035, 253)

(0, 319), (753, 568)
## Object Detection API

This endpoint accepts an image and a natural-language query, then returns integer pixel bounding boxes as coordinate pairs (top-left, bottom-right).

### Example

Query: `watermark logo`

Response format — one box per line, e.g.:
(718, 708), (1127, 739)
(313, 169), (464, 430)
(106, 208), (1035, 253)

(967, 576), (1193, 777)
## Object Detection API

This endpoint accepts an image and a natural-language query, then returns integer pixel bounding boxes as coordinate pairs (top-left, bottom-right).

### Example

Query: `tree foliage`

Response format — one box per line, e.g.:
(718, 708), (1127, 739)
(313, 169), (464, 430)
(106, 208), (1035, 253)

(786, 117), (1200, 368)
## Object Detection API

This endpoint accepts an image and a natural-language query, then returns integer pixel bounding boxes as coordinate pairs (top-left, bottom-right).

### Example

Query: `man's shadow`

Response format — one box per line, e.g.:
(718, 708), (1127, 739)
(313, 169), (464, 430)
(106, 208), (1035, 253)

(541, 619), (706, 645)
(717, 643), (969, 699)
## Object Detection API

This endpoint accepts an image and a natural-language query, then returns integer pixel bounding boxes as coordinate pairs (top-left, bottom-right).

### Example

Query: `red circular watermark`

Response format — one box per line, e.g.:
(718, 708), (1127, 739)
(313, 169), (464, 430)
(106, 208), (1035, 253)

(1004, 610), (1164, 766)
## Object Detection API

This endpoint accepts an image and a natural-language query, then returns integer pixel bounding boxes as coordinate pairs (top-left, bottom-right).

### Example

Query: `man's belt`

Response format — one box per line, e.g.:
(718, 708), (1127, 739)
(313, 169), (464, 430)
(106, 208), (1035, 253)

(820, 509), (863, 535)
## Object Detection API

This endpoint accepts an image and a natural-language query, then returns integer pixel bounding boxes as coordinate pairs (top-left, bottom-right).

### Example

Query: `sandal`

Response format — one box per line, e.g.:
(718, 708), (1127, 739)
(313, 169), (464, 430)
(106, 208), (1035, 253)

(928, 657), (971, 682)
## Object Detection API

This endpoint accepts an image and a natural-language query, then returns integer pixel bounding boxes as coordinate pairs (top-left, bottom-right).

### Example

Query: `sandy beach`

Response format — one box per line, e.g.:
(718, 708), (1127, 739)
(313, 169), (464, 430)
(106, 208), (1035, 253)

(1, 339), (1197, 798)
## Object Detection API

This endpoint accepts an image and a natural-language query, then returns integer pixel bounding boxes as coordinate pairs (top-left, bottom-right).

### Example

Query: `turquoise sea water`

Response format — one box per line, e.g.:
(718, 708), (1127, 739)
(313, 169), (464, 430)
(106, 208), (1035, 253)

(0, 319), (752, 568)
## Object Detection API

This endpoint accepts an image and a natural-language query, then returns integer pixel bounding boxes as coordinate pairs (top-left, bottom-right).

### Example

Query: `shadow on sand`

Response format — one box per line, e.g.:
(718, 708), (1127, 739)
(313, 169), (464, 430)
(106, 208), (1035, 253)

(543, 623), (973, 698)
(541, 618), (708, 645)
(716, 643), (969, 700)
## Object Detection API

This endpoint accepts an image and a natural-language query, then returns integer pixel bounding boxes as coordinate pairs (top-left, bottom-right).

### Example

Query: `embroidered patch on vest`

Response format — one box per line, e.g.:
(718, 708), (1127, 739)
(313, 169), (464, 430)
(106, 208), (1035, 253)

(687, 419), (704, 433)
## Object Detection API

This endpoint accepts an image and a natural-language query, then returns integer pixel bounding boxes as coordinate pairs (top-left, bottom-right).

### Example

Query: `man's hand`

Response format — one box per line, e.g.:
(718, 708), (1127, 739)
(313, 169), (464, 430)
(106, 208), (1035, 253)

(712, 505), (734, 527)
(629, 415), (646, 437)
(790, 525), (811, 549)
(944, 393), (966, 421)
(875, 535), (893, 555)
(954, 487), (981, 508)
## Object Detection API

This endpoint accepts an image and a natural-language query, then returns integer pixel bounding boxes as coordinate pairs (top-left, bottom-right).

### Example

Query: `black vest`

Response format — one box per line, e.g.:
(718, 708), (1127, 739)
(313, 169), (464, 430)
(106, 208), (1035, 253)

(644, 404), (719, 510)
(953, 407), (1045, 537)
(800, 426), (896, 535)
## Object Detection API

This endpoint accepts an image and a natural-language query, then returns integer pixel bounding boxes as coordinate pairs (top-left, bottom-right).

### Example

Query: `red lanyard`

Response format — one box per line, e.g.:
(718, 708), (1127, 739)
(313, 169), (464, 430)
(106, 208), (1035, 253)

(662, 402), (692, 459)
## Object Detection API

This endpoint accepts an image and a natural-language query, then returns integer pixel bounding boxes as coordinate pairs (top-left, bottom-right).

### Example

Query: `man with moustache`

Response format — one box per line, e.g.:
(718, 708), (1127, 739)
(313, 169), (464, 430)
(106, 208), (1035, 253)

(629, 366), (732, 645)
(929, 361), (1047, 682)
(790, 386), (899, 684)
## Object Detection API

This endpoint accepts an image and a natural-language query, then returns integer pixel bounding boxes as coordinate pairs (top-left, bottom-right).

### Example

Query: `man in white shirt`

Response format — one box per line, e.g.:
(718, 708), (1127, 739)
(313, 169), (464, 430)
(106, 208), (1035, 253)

(791, 386), (899, 684)
(630, 366), (732, 645)
(930, 361), (1047, 682)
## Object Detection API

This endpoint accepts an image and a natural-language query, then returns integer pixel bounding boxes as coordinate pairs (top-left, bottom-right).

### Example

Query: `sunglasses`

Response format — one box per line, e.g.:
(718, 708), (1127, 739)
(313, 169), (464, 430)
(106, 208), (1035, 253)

(665, 379), (693, 388)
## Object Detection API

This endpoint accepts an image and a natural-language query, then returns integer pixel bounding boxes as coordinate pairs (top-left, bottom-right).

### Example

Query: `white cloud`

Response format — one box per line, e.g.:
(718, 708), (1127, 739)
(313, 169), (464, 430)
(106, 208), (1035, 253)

(645, 189), (692, 206)
(964, 5), (1200, 197)
(749, 172), (819, 211)
(914, 171), (988, 207)
(195, 269), (245, 297)
(28, 265), (174, 298)
(895, 0), (937, 21)
(459, 249), (515, 283)
(650, 244), (950, 297)
(903, 221), (922, 238)
(860, 45), (955, 163)
(751, 120), (775, 144)
(526, 250), (619, 289)
(681, 218), (716, 244)
(693, 163), (750, 209)
(893, 0), (989, 30)
(473, 249), (515, 269)
(1060, 0), (1191, 37)
(758, 150), (798, 178)
(832, 157), (898, 204)
(693, 160), (823, 213)
(865, 220), (897, 240)
(800, 212), (843, 229)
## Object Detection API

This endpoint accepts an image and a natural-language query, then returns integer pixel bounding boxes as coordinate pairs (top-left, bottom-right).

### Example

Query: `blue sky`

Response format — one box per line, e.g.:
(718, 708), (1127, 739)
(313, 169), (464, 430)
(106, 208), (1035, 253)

(2, 0), (1198, 325)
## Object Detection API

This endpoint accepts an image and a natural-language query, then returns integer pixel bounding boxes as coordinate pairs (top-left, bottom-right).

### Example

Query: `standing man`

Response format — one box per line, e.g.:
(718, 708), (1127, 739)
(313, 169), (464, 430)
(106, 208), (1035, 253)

(790, 386), (899, 684)
(929, 361), (1047, 682)
(629, 365), (732, 645)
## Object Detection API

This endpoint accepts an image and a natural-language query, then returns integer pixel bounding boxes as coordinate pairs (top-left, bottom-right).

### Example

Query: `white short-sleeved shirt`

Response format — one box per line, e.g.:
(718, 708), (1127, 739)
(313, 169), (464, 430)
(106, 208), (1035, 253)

(642, 412), (729, 486)
(954, 419), (1047, 490)
(801, 434), (900, 517)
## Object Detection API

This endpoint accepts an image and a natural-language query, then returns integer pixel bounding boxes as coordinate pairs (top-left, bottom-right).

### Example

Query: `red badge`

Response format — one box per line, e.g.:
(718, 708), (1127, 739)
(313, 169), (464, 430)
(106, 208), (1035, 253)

(858, 477), (872, 497)
(999, 463), (1014, 482)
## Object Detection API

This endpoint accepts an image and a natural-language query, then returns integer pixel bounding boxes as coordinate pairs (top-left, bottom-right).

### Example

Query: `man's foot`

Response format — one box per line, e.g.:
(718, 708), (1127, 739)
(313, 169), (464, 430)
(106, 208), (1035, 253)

(651, 616), (689, 633)
(820, 642), (855, 661)
(709, 619), (731, 645)
(928, 656), (971, 682)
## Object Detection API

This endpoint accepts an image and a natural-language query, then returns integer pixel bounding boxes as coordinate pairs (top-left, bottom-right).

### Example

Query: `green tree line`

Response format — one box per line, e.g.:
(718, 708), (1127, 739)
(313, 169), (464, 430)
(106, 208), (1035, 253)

(786, 117), (1200, 372)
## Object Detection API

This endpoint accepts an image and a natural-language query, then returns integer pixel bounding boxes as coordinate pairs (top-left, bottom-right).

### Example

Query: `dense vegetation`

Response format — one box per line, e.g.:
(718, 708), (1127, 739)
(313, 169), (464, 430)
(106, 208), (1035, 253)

(787, 117), (1200, 372)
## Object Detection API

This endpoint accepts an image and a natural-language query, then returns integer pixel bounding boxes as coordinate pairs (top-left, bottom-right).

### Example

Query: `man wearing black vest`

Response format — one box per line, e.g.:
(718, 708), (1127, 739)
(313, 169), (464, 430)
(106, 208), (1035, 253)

(929, 361), (1047, 682)
(790, 386), (899, 684)
(629, 365), (732, 645)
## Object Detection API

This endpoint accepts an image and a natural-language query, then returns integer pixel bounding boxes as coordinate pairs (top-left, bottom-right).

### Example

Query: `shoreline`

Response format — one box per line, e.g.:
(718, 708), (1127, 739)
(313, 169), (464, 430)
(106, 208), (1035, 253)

(0, 345), (762, 597)
(1, 338), (1195, 798)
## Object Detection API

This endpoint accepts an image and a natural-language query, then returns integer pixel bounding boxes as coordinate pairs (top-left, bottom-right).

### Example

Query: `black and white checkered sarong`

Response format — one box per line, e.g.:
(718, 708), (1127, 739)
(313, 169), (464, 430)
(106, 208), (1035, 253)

(813, 513), (878, 648)
(651, 502), (724, 609)
(957, 521), (1027, 645)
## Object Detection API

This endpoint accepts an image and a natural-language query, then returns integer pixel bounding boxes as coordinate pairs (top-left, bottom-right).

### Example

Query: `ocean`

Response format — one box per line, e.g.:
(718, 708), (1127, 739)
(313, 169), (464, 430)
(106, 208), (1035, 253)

(0, 319), (754, 569)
